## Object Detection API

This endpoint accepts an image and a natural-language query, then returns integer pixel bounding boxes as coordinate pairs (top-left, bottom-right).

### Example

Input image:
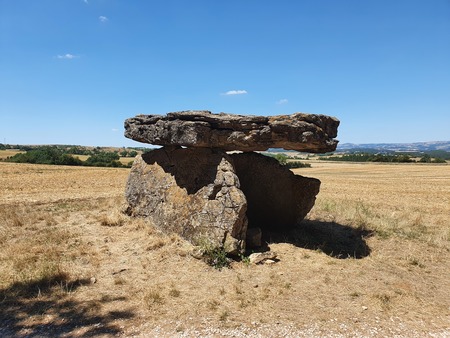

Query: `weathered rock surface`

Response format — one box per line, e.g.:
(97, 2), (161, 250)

(125, 110), (339, 152)
(125, 146), (248, 254)
(231, 152), (320, 231)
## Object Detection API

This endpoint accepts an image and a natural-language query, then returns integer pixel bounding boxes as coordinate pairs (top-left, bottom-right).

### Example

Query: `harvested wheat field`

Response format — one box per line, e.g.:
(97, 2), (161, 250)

(0, 161), (449, 337)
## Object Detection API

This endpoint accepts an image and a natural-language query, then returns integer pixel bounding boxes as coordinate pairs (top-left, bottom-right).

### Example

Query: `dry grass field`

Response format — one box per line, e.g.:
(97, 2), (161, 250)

(0, 161), (449, 337)
(0, 150), (24, 160)
(73, 154), (135, 165)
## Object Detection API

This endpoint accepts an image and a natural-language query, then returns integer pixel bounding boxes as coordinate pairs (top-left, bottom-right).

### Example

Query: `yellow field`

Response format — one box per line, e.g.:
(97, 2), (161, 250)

(296, 161), (450, 246)
(74, 154), (134, 165)
(0, 161), (449, 336)
(0, 149), (24, 159)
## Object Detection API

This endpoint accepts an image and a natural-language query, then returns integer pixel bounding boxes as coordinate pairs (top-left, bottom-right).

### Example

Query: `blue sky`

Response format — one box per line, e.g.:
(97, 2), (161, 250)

(1, 0), (449, 147)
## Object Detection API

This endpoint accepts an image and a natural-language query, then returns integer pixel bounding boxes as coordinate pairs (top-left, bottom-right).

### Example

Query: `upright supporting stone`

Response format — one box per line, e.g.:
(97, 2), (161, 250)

(231, 152), (320, 231)
(125, 146), (248, 254)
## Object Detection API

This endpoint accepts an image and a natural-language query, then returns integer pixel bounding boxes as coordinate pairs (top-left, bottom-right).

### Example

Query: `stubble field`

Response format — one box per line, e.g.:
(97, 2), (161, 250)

(0, 161), (449, 337)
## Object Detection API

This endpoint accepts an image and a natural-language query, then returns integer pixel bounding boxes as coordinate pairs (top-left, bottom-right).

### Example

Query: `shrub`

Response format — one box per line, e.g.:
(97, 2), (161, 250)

(419, 154), (432, 163)
(84, 152), (123, 167)
(274, 153), (288, 165)
(285, 161), (311, 168)
(204, 247), (230, 270)
(56, 154), (83, 166)
(266, 153), (311, 168)
(197, 239), (231, 270)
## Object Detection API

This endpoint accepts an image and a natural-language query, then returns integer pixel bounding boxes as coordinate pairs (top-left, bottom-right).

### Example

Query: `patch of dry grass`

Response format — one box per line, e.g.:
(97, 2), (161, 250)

(98, 208), (127, 227)
(0, 149), (24, 160)
(0, 203), (90, 298)
(0, 161), (449, 336)
(297, 162), (450, 249)
(0, 162), (129, 205)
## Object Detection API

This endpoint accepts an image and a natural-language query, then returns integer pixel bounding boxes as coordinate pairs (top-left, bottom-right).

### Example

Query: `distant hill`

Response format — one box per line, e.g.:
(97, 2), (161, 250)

(337, 141), (450, 152)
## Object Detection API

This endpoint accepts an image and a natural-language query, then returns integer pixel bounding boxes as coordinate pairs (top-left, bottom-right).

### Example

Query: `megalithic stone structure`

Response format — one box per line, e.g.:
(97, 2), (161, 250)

(124, 111), (339, 254)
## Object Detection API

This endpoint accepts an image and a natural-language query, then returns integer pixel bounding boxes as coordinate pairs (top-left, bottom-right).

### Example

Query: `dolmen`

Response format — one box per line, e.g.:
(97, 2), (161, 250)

(124, 111), (339, 254)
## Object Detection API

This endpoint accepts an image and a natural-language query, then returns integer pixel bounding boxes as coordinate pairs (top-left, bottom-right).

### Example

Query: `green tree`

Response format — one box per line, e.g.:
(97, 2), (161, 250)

(432, 157), (446, 163)
(274, 153), (288, 165)
(419, 154), (431, 163)
(84, 152), (122, 167)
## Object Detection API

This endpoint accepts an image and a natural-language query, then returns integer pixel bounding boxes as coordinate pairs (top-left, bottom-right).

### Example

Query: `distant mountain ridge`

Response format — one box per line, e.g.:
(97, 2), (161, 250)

(337, 141), (450, 152)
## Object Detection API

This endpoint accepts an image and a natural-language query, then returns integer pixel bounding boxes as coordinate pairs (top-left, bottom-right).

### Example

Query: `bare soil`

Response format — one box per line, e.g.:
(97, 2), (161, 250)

(0, 161), (449, 337)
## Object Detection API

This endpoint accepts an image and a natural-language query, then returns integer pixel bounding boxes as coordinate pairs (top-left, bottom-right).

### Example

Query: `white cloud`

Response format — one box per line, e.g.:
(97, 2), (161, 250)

(222, 90), (247, 96)
(99, 16), (108, 23)
(111, 128), (119, 132)
(277, 99), (288, 104)
(56, 53), (79, 59)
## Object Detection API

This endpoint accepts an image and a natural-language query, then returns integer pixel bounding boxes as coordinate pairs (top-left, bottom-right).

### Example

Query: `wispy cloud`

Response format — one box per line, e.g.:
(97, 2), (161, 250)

(99, 16), (108, 23)
(83, 0), (88, 4)
(111, 128), (119, 132)
(277, 99), (288, 104)
(56, 53), (79, 59)
(222, 90), (247, 96)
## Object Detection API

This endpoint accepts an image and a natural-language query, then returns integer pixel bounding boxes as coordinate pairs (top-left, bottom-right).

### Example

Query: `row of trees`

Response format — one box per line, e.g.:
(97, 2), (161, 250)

(65, 146), (137, 158)
(4, 146), (134, 167)
(269, 153), (312, 168)
(0, 144), (141, 157)
(319, 153), (446, 163)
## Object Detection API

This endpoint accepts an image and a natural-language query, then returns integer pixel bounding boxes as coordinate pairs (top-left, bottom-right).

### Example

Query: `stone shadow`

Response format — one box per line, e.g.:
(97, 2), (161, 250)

(141, 146), (223, 194)
(0, 273), (134, 337)
(231, 152), (320, 231)
(264, 220), (373, 259)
